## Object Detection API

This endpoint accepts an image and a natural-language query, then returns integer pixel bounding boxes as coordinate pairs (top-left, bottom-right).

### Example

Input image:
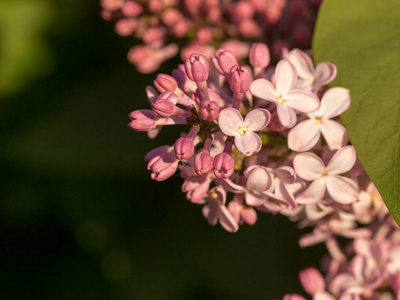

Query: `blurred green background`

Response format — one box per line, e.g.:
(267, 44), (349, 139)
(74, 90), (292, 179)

(0, 0), (325, 299)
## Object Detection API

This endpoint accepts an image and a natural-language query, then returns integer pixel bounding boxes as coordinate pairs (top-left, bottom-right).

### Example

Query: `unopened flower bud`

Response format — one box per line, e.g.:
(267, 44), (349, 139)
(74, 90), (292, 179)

(213, 153), (235, 179)
(211, 49), (238, 76)
(147, 152), (179, 181)
(249, 43), (271, 69)
(229, 65), (251, 93)
(194, 152), (214, 175)
(299, 267), (325, 295)
(128, 109), (157, 131)
(185, 53), (209, 82)
(174, 137), (195, 160)
(198, 100), (220, 121)
(122, 1), (143, 17)
(154, 74), (178, 93)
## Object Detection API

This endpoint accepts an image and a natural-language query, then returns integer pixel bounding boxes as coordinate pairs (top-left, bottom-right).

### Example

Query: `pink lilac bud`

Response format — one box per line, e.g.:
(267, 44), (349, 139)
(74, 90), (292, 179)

(151, 92), (178, 117)
(211, 49), (239, 76)
(174, 126), (200, 160)
(196, 27), (213, 44)
(194, 138), (213, 175)
(238, 19), (262, 38)
(299, 267), (325, 295)
(115, 19), (137, 36)
(147, 151), (179, 181)
(101, 0), (123, 10)
(185, 53), (210, 82)
(229, 65), (252, 93)
(128, 109), (157, 131)
(171, 19), (189, 38)
(147, 0), (163, 12)
(229, 1), (255, 24)
(198, 100), (220, 121)
(143, 27), (165, 45)
(249, 43), (271, 69)
(183, 0), (202, 17)
(122, 1), (143, 17)
(162, 8), (183, 27)
(213, 153), (235, 179)
(172, 64), (197, 92)
(221, 40), (250, 60)
(154, 74), (178, 93)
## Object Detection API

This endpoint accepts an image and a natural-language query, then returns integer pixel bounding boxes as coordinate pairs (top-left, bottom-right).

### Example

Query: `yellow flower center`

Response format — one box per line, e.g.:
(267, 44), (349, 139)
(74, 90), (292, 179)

(315, 117), (323, 124)
(210, 191), (219, 199)
(321, 170), (328, 176)
(277, 96), (284, 104)
(237, 126), (247, 135)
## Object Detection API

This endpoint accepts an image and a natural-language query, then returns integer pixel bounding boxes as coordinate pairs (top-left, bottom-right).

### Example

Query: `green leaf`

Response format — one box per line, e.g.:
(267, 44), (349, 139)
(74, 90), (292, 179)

(313, 0), (400, 222)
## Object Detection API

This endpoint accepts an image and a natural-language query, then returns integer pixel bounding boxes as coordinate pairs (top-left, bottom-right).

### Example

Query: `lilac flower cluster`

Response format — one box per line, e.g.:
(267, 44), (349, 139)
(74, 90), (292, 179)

(101, 0), (321, 72)
(126, 26), (400, 300)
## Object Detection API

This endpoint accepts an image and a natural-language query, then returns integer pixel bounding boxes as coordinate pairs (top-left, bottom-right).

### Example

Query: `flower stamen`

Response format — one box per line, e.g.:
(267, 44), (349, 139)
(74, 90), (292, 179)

(237, 126), (248, 135)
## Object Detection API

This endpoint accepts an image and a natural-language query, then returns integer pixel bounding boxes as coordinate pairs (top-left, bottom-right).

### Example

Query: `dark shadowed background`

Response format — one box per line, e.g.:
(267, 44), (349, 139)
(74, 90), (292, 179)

(0, 0), (325, 299)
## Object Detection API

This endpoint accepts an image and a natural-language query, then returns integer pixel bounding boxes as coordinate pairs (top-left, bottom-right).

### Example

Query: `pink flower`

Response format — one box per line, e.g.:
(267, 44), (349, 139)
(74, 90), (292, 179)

(299, 267), (326, 295)
(218, 108), (271, 156)
(288, 87), (350, 151)
(284, 48), (337, 92)
(293, 146), (359, 204)
(201, 186), (239, 232)
(249, 59), (319, 128)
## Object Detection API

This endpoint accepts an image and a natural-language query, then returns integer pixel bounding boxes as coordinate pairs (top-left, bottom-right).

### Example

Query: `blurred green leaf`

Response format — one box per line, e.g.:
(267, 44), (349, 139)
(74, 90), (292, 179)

(0, 0), (54, 96)
(313, 0), (400, 222)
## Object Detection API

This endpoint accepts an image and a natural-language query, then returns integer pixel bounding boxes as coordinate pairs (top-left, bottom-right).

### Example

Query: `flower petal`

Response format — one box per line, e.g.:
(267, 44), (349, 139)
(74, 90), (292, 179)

(315, 62), (337, 87)
(285, 90), (320, 113)
(320, 120), (348, 151)
(246, 166), (273, 191)
(249, 78), (277, 102)
(275, 59), (298, 96)
(276, 103), (297, 128)
(319, 87), (351, 119)
(235, 131), (262, 156)
(326, 145), (356, 175)
(218, 108), (243, 136)
(293, 152), (325, 181)
(326, 175), (358, 204)
(244, 108), (271, 131)
(246, 192), (268, 206)
(296, 178), (326, 204)
(288, 119), (321, 151)
(285, 48), (314, 81)
(218, 205), (239, 232)
(202, 202), (219, 225)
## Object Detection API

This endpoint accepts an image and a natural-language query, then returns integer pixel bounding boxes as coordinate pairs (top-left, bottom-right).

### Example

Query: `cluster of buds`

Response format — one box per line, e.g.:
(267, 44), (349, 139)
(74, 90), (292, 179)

(283, 212), (400, 300)
(128, 43), (386, 248)
(101, 0), (322, 73)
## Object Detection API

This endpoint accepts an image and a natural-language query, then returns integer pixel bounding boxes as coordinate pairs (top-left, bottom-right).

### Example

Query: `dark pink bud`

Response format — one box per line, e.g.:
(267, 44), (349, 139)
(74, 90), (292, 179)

(148, 0), (163, 13)
(240, 207), (257, 225)
(171, 19), (189, 38)
(184, 53), (209, 82)
(143, 27), (165, 45)
(194, 152), (214, 175)
(147, 152), (179, 181)
(115, 19), (137, 36)
(198, 100), (220, 122)
(238, 19), (261, 38)
(249, 43), (270, 68)
(101, 0), (123, 10)
(174, 138), (195, 160)
(151, 92), (178, 117)
(122, 1), (143, 17)
(211, 49), (238, 76)
(128, 109), (157, 131)
(196, 27), (213, 44)
(213, 153), (235, 179)
(162, 9), (183, 26)
(172, 64), (197, 92)
(229, 1), (255, 23)
(154, 74), (178, 93)
(228, 65), (251, 93)
(299, 268), (325, 295)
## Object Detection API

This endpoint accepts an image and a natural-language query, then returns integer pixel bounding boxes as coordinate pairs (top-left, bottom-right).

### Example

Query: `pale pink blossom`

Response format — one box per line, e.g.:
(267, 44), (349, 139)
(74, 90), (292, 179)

(293, 146), (358, 204)
(218, 108), (270, 156)
(201, 186), (239, 232)
(284, 48), (337, 92)
(288, 87), (350, 151)
(250, 59), (319, 128)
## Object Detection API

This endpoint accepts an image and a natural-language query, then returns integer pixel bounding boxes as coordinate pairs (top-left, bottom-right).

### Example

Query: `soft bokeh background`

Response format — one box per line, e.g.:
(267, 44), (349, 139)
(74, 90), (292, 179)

(1, 0), (325, 299)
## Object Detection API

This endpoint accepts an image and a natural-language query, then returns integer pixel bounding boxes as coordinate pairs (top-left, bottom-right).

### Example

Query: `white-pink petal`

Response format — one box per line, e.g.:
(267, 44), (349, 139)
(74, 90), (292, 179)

(235, 131), (262, 156)
(218, 205), (239, 232)
(296, 178), (326, 204)
(249, 78), (277, 101)
(315, 62), (337, 88)
(320, 120), (348, 150)
(285, 90), (320, 113)
(318, 87), (350, 119)
(326, 145), (356, 175)
(293, 152), (325, 181)
(218, 108), (243, 136)
(285, 48), (314, 81)
(288, 119), (321, 151)
(326, 175), (358, 204)
(244, 108), (271, 131)
(202, 202), (219, 225)
(277, 103), (297, 128)
(275, 59), (298, 97)
(246, 167), (273, 191)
